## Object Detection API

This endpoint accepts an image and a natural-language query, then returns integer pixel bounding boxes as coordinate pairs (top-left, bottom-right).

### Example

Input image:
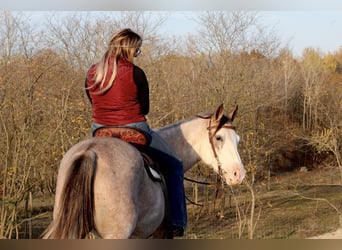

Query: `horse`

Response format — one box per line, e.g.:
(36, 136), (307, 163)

(42, 104), (246, 239)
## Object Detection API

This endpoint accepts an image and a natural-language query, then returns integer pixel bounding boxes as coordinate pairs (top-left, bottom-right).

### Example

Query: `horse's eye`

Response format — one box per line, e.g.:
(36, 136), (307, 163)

(215, 135), (223, 141)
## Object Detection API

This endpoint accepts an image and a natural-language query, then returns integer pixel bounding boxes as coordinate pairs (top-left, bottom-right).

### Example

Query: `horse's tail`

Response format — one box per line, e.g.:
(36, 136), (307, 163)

(42, 148), (97, 239)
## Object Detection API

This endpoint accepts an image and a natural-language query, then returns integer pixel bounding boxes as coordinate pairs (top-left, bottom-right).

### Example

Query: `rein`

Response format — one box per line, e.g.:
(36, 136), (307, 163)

(183, 176), (223, 207)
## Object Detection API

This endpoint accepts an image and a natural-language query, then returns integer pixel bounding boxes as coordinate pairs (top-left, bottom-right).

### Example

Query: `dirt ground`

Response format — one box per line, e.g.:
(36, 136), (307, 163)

(12, 164), (342, 239)
(183, 165), (342, 239)
(309, 228), (342, 239)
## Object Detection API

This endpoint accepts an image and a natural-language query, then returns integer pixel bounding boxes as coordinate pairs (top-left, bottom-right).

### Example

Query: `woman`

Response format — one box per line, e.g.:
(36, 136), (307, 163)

(85, 28), (187, 237)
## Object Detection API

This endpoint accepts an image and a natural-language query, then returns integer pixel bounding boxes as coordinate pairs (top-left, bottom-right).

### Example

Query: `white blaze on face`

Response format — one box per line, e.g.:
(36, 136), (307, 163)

(214, 128), (246, 186)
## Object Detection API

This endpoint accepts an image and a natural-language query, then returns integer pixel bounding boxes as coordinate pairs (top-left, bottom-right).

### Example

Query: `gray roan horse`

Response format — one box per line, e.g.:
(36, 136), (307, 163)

(42, 104), (245, 239)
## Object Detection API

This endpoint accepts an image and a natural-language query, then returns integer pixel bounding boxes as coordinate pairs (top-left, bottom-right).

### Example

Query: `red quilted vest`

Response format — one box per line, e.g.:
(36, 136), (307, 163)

(86, 58), (146, 125)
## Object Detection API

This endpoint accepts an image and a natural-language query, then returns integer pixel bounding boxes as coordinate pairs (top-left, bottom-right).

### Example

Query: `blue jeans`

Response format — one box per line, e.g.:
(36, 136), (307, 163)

(91, 122), (187, 228)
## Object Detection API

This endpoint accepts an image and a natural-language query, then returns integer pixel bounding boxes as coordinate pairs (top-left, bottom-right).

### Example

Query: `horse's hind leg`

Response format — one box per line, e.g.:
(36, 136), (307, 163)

(94, 201), (138, 239)
(92, 164), (140, 239)
(91, 139), (146, 239)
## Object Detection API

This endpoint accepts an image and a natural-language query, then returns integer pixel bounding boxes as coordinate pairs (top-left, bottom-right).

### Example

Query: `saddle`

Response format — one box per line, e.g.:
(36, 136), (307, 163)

(93, 126), (161, 181)
(93, 126), (150, 150)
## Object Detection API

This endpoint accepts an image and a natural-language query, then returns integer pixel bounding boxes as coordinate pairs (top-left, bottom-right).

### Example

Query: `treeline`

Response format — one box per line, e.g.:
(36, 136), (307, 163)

(0, 11), (341, 238)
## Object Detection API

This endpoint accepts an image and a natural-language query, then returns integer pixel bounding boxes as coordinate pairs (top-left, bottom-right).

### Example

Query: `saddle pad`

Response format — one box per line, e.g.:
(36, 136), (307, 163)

(93, 126), (150, 149)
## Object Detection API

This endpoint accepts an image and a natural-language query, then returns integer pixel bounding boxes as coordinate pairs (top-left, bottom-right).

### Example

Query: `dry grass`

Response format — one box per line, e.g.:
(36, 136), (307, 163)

(13, 166), (342, 239)
(183, 166), (342, 239)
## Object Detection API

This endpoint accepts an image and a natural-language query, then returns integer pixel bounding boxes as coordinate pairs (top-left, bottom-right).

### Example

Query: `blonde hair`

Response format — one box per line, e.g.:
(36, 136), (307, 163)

(89, 28), (142, 94)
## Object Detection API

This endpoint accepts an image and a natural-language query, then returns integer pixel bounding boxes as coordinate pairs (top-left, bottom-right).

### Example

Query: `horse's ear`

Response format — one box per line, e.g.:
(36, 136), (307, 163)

(214, 103), (224, 122)
(229, 105), (238, 122)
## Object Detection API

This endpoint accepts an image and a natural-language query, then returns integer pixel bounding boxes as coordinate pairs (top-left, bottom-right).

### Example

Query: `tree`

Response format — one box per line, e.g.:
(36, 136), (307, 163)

(300, 48), (330, 131)
(0, 11), (48, 238)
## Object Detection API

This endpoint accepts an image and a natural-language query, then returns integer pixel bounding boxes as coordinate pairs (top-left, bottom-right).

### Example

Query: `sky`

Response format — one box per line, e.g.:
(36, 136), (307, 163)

(259, 11), (342, 55)
(2, 1), (342, 56)
(1, 0), (342, 11)
(162, 11), (342, 56)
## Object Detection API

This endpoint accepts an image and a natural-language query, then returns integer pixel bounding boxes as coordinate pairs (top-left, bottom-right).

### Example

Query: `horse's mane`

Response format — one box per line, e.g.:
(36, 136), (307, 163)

(154, 109), (222, 132)
(154, 115), (202, 133)
(155, 108), (234, 135)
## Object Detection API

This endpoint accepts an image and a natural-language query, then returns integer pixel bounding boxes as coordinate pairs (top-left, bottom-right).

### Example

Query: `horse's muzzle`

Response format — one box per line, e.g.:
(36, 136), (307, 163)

(224, 163), (246, 186)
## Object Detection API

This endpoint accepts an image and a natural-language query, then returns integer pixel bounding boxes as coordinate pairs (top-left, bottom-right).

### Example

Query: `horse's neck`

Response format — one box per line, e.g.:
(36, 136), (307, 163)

(155, 117), (205, 172)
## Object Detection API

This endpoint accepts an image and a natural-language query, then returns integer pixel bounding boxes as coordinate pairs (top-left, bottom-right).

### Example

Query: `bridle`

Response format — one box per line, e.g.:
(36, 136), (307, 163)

(207, 118), (236, 183)
(184, 114), (237, 206)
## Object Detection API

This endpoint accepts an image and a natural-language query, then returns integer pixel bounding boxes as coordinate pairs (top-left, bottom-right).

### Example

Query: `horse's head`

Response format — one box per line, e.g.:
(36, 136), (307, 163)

(202, 104), (246, 186)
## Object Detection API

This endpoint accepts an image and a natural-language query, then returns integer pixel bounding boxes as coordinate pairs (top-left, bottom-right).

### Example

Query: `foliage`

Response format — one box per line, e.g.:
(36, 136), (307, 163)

(0, 11), (341, 238)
